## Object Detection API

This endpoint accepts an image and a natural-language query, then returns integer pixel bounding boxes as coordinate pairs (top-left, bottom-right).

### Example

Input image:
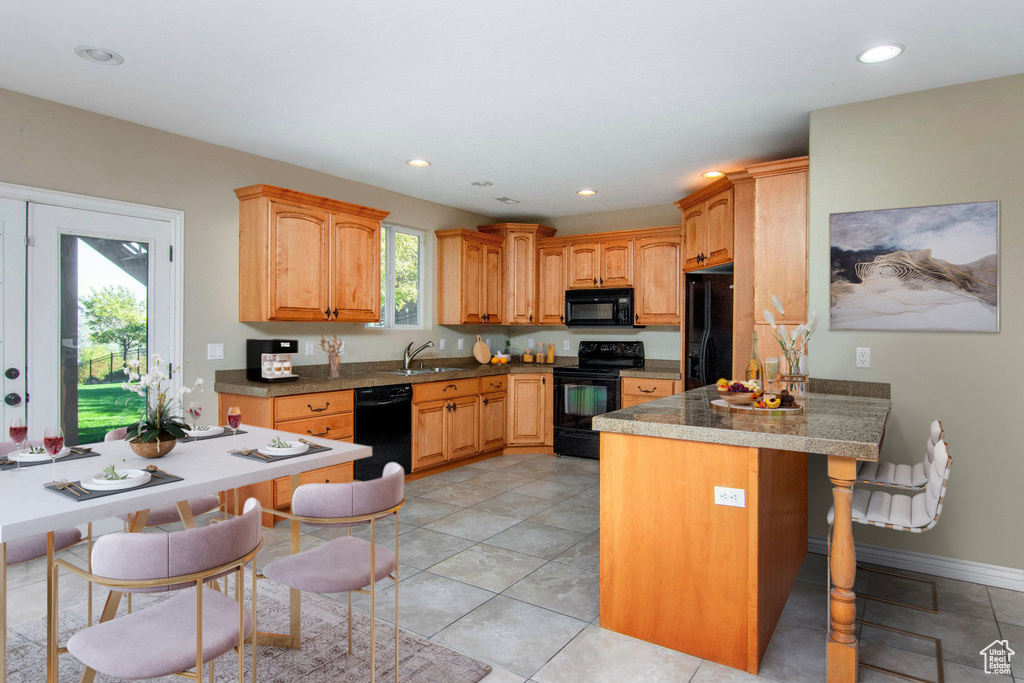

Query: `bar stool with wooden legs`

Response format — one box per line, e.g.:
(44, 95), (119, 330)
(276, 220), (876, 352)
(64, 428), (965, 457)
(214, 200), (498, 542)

(827, 439), (952, 683)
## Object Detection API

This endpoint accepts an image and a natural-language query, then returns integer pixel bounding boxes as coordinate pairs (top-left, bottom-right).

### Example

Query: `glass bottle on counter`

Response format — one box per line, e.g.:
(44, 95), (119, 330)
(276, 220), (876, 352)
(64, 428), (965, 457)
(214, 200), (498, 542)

(746, 331), (764, 390)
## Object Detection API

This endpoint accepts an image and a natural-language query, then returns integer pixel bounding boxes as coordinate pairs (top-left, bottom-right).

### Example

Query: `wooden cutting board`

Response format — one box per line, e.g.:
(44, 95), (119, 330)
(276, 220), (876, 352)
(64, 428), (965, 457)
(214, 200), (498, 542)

(473, 335), (491, 364)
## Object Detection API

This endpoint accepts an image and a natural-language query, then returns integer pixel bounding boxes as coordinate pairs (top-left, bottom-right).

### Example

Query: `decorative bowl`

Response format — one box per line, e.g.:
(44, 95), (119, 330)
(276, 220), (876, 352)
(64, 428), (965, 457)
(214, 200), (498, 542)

(716, 388), (758, 406)
(128, 434), (178, 459)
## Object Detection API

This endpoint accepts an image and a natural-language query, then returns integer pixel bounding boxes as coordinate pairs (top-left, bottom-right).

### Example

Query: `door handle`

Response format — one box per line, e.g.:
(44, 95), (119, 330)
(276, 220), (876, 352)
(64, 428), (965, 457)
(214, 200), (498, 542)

(307, 402), (330, 412)
(4, 368), (19, 380)
(4, 393), (22, 406)
(542, 377), (546, 386)
(635, 313), (639, 322)
(593, 278), (597, 285)
(332, 308), (339, 318)
(324, 308), (331, 319)
(559, 314), (564, 322)
(482, 398), (488, 405)
(442, 384), (458, 392)
(637, 385), (657, 394)
(306, 428), (331, 437)
(529, 314), (533, 322)
(599, 278), (603, 286)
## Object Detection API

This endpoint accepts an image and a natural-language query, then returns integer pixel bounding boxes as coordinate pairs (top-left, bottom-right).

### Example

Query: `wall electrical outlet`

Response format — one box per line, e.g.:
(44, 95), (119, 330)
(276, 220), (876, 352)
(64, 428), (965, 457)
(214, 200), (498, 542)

(439, 339), (446, 351)
(484, 338), (491, 350)
(856, 347), (871, 368)
(206, 343), (224, 360)
(714, 486), (746, 508)
(527, 338), (534, 349)
(457, 338), (464, 351)
(563, 339), (571, 351)
(305, 342), (314, 356)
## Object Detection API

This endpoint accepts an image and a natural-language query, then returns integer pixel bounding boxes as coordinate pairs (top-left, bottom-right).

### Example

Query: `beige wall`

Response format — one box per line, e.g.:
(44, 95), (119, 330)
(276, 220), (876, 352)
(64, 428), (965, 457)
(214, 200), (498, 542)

(0, 88), (501, 388)
(807, 74), (1024, 569)
(509, 203), (684, 360)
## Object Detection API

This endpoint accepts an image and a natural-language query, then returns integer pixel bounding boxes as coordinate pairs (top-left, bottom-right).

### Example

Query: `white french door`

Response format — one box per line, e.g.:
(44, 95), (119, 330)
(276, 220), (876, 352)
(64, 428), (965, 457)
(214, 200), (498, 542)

(1, 185), (182, 446)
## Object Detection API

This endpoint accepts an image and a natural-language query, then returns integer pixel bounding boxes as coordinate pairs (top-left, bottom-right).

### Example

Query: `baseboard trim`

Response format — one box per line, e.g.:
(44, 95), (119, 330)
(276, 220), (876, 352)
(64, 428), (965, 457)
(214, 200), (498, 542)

(808, 535), (1024, 591)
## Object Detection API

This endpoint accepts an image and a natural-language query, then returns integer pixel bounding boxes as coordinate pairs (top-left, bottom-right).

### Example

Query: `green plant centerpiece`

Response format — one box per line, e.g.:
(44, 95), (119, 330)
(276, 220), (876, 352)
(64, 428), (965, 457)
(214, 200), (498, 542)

(119, 353), (203, 458)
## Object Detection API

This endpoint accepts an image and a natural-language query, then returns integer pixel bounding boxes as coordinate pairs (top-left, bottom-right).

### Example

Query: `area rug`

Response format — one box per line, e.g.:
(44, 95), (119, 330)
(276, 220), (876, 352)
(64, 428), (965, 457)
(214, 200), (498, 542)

(4, 581), (492, 682)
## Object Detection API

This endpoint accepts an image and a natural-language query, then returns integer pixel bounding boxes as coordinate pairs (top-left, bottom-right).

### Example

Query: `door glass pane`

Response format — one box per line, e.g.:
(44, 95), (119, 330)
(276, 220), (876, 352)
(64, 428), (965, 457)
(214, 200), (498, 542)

(62, 235), (149, 445)
(394, 231), (420, 325)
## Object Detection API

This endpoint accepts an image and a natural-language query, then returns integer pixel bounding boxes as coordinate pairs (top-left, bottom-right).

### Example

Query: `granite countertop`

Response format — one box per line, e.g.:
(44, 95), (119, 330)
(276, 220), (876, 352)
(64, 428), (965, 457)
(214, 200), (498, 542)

(592, 380), (891, 460)
(619, 359), (681, 381)
(214, 356), (572, 398)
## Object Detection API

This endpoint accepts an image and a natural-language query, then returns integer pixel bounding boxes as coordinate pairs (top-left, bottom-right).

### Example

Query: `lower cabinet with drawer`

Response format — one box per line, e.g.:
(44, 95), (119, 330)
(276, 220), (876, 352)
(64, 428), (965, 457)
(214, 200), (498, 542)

(620, 378), (682, 408)
(412, 379), (481, 471)
(217, 389), (355, 526)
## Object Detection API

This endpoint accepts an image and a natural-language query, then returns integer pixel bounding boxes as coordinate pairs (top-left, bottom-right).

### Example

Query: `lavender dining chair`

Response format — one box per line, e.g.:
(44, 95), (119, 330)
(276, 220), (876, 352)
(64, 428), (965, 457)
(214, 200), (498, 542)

(105, 427), (222, 529)
(262, 462), (405, 683)
(49, 497), (264, 682)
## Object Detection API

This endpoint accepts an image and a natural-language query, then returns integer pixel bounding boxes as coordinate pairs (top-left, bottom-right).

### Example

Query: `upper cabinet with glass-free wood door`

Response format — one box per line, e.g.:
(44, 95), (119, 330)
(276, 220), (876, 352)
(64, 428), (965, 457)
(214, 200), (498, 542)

(677, 179), (735, 272)
(634, 231), (682, 324)
(566, 238), (634, 289)
(477, 223), (556, 324)
(436, 229), (504, 324)
(235, 185), (389, 322)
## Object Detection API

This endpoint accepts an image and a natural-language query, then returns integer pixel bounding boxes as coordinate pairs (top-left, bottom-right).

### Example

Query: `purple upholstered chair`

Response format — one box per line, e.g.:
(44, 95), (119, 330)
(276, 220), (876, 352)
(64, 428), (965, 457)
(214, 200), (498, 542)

(262, 462), (405, 683)
(50, 498), (264, 682)
(106, 427), (222, 529)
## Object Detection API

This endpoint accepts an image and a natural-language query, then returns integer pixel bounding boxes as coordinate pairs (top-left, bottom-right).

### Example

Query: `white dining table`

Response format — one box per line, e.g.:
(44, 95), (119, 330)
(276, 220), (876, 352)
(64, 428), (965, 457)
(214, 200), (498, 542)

(0, 424), (371, 683)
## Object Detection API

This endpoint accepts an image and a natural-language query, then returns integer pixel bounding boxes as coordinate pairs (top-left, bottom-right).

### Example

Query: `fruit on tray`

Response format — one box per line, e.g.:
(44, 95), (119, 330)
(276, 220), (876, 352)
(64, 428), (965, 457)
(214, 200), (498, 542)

(720, 380), (760, 394)
(716, 378), (730, 389)
(765, 397), (781, 409)
(754, 400), (767, 408)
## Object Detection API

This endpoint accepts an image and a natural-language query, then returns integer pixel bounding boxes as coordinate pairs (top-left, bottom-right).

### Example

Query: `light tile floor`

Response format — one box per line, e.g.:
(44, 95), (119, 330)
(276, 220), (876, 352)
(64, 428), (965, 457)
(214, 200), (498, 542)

(6, 452), (1022, 682)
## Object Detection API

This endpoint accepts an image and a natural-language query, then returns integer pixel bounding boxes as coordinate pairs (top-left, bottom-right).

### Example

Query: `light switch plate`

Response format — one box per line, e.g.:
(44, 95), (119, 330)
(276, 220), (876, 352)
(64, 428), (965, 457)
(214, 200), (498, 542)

(714, 486), (745, 508)
(528, 338), (534, 349)
(485, 338), (491, 350)
(563, 339), (571, 351)
(305, 342), (314, 356)
(856, 347), (870, 368)
(439, 339), (446, 351)
(207, 343), (224, 361)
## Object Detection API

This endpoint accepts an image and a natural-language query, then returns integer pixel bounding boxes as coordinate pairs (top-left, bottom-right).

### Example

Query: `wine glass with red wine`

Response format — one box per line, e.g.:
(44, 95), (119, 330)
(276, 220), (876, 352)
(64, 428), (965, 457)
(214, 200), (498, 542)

(227, 406), (241, 452)
(9, 417), (27, 473)
(188, 402), (202, 431)
(43, 426), (64, 483)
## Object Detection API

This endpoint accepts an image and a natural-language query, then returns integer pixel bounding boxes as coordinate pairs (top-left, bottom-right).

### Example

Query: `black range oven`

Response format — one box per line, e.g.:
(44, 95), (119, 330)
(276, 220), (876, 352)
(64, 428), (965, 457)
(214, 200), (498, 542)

(553, 341), (645, 459)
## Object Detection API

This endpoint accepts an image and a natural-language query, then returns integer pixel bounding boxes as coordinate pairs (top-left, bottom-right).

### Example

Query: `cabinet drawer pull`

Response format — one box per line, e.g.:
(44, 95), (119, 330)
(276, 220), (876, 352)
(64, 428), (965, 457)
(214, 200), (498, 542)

(637, 385), (657, 393)
(442, 384), (458, 392)
(489, 381), (503, 389)
(306, 428), (331, 437)
(307, 402), (330, 412)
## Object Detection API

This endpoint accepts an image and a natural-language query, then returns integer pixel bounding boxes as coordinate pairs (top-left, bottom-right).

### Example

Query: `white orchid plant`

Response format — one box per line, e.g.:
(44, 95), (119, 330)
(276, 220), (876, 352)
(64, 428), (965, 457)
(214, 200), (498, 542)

(763, 295), (819, 375)
(119, 353), (203, 443)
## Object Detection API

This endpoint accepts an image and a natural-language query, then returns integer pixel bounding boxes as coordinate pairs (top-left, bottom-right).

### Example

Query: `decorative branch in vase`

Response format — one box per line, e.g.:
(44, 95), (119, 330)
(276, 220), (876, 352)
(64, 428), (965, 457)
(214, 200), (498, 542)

(320, 334), (345, 378)
(119, 354), (203, 457)
(763, 295), (819, 379)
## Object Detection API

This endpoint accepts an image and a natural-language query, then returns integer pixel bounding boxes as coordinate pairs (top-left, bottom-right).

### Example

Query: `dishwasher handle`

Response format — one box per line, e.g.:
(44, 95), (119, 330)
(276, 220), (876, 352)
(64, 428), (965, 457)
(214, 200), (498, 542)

(357, 397), (411, 407)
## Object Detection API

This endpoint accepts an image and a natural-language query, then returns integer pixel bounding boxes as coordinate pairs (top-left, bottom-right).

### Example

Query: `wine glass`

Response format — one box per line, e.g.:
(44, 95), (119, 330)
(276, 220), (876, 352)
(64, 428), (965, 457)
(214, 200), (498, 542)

(188, 402), (202, 431)
(764, 358), (780, 397)
(43, 426), (64, 483)
(9, 417), (27, 473)
(227, 406), (241, 452)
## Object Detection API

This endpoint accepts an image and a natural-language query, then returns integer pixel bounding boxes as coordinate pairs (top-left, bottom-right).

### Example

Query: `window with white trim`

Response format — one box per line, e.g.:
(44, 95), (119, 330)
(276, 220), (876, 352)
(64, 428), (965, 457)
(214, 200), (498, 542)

(368, 225), (423, 328)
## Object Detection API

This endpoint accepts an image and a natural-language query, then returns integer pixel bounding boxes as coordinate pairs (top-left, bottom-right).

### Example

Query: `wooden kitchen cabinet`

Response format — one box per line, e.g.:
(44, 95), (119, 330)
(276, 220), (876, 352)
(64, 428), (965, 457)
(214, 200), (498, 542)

(621, 377), (679, 408)
(480, 388), (507, 452)
(679, 185), (733, 272)
(478, 223), (557, 325)
(507, 373), (551, 446)
(436, 229), (505, 324)
(411, 379), (481, 470)
(634, 232), (681, 324)
(537, 244), (567, 324)
(600, 239), (634, 287)
(566, 238), (633, 289)
(216, 389), (355, 526)
(235, 184), (388, 322)
(567, 242), (601, 289)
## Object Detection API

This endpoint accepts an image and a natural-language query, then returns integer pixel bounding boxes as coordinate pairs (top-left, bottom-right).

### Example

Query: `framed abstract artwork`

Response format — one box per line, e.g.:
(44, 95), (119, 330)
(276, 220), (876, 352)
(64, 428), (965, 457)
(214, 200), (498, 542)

(829, 201), (998, 331)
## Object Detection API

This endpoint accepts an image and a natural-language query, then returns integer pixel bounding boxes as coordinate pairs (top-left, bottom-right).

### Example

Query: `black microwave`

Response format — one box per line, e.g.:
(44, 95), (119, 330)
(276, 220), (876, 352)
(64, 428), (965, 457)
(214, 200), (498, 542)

(564, 288), (641, 327)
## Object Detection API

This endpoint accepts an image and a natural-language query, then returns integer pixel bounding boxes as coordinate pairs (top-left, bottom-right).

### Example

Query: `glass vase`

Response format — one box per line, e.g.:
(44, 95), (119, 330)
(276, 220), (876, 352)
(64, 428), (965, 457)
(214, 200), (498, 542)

(328, 353), (341, 379)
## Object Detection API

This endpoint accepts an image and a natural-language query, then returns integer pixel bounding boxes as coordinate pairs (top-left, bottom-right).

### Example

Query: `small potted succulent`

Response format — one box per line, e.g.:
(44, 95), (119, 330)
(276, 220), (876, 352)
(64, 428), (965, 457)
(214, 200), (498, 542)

(120, 354), (203, 458)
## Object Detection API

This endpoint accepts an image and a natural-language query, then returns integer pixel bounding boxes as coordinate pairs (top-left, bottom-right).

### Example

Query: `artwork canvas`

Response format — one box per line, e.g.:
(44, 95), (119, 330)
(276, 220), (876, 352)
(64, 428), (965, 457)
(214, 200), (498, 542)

(830, 201), (998, 331)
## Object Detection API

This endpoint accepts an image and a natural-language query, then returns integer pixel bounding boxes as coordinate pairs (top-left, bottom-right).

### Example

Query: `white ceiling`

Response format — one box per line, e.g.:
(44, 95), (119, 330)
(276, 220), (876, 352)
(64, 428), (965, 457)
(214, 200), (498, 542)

(1, 1), (1023, 220)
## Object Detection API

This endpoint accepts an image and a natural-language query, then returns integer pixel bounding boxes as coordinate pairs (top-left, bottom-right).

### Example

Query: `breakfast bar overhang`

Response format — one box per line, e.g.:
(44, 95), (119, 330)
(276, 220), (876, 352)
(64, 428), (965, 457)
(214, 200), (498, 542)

(593, 381), (891, 682)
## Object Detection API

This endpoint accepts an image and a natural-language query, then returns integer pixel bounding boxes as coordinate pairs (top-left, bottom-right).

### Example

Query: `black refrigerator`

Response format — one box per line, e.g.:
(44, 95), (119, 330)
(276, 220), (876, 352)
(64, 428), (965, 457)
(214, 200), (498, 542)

(685, 270), (734, 390)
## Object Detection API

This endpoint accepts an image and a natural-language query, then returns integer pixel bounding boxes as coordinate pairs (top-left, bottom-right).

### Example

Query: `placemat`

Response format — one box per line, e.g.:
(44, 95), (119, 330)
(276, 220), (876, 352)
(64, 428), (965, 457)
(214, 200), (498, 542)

(43, 469), (183, 502)
(0, 449), (102, 471)
(179, 428), (248, 443)
(229, 444), (332, 464)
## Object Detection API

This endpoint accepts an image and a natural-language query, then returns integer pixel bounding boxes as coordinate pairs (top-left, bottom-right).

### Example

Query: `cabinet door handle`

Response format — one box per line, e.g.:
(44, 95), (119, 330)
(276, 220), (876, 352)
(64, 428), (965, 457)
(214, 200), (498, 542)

(559, 314), (564, 322)
(638, 385), (657, 393)
(599, 278), (603, 286)
(635, 313), (639, 322)
(332, 308), (339, 318)
(324, 308), (331, 319)
(306, 427), (331, 437)
(593, 278), (597, 285)
(443, 384), (458, 392)
(482, 397), (488, 406)
(307, 402), (330, 412)
(542, 376), (546, 386)
(529, 314), (533, 322)
(450, 402), (457, 412)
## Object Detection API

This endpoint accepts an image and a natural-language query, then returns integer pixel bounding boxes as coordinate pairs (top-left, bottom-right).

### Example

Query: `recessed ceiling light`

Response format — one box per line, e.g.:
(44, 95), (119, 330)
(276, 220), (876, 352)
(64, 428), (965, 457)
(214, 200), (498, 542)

(406, 159), (431, 167)
(495, 197), (520, 205)
(471, 181), (493, 187)
(701, 171), (724, 179)
(577, 189), (597, 196)
(75, 46), (124, 66)
(857, 44), (904, 64)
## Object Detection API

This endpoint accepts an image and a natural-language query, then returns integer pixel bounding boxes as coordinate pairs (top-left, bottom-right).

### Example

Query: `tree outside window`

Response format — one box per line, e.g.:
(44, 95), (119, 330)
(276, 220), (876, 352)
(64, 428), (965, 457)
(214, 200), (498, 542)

(369, 225), (423, 328)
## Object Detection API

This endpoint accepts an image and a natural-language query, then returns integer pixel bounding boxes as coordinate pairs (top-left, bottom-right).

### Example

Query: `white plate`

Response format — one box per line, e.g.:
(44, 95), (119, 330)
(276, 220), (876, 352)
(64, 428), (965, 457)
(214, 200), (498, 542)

(261, 441), (309, 456)
(80, 469), (152, 491)
(185, 426), (224, 438)
(8, 447), (71, 463)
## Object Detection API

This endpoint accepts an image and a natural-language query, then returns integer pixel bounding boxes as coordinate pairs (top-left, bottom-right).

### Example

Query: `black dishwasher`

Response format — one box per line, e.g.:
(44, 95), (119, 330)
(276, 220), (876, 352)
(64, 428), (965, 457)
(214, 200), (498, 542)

(353, 384), (412, 481)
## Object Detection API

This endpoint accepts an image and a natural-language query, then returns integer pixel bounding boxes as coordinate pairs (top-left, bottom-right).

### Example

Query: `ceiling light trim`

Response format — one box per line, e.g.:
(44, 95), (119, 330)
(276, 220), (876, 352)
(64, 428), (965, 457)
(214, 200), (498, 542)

(406, 159), (431, 167)
(74, 46), (124, 66)
(857, 44), (905, 64)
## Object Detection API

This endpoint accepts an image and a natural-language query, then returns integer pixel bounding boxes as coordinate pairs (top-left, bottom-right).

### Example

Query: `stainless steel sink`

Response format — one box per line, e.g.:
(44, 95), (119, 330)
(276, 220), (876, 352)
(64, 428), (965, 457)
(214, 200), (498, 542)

(382, 367), (463, 376)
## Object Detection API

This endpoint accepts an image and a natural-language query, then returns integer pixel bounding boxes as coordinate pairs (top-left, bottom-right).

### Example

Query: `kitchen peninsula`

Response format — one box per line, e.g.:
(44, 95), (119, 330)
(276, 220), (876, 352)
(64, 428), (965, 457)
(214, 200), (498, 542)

(592, 380), (890, 681)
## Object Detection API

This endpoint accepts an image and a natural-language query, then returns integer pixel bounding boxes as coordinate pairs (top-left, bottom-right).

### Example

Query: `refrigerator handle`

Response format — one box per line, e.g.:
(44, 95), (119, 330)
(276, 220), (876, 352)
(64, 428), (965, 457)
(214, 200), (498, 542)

(698, 332), (710, 386)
